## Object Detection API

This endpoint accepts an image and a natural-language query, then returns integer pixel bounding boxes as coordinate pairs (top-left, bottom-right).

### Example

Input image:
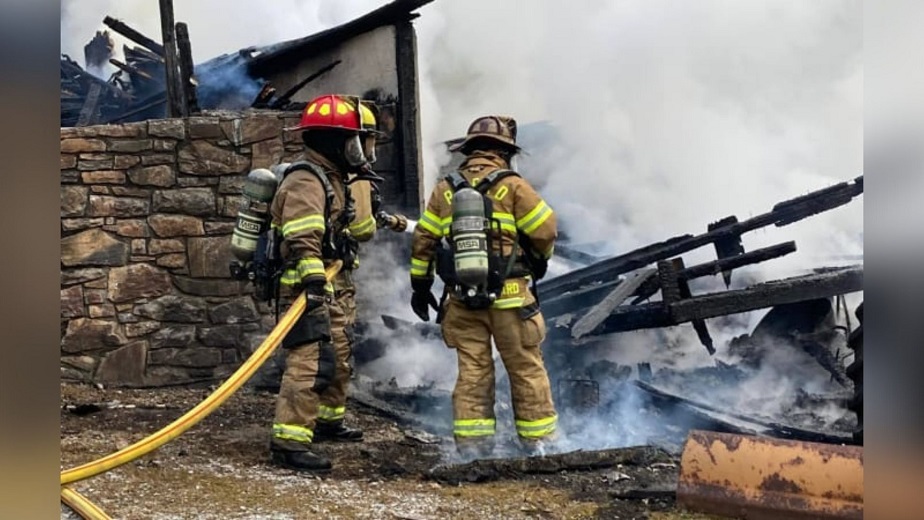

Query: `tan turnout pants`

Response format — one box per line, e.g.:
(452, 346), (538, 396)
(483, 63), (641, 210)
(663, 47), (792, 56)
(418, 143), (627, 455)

(271, 271), (356, 451)
(440, 291), (558, 449)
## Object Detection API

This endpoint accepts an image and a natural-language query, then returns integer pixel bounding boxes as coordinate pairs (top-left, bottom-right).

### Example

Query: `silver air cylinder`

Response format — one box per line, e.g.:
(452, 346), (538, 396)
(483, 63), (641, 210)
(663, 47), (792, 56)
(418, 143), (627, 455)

(450, 187), (489, 288)
(230, 168), (280, 262)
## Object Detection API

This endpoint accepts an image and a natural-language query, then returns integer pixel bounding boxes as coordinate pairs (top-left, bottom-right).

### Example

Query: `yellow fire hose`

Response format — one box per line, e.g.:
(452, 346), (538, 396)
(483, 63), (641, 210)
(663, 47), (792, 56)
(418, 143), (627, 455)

(60, 262), (341, 518)
(61, 487), (112, 520)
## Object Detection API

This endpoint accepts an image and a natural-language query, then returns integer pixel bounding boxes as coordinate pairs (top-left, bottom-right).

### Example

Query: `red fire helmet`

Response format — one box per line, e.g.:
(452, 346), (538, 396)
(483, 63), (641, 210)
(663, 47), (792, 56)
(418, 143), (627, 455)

(288, 94), (364, 132)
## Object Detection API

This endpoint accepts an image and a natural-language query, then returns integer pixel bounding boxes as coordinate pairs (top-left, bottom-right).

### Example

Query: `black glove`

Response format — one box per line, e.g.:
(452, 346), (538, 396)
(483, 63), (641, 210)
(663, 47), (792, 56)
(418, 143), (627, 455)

(300, 279), (328, 308)
(410, 278), (439, 322)
(532, 257), (549, 280)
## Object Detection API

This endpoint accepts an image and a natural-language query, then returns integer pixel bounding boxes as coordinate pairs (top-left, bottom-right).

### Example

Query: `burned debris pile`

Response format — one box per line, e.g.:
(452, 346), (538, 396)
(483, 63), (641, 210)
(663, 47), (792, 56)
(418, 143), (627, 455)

(61, 12), (197, 127)
(375, 175), (864, 447)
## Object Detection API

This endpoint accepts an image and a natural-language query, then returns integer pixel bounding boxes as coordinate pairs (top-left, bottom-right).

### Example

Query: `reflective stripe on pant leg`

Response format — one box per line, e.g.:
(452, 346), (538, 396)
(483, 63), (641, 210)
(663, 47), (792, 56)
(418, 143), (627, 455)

(317, 405), (346, 422)
(273, 423), (314, 443)
(453, 418), (497, 437)
(515, 415), (558, 438)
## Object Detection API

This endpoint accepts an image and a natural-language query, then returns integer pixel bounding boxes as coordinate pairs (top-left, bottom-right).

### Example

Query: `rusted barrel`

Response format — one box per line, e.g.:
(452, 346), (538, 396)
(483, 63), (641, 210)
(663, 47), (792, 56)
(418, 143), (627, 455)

(677, 430), (863, 519)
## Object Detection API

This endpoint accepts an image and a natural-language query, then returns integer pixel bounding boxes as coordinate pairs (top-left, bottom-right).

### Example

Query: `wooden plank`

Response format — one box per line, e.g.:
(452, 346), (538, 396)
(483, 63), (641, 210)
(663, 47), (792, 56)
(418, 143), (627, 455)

(175, 22), (199, 114)
(158, 0), (183, 118)
(571, 267), (657, 339)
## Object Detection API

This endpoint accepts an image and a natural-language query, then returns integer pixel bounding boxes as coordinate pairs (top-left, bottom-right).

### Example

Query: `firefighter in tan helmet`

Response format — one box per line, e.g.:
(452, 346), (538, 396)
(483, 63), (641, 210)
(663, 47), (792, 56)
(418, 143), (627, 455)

(269, 94), (395, 472)
(409, 116), (559, 459)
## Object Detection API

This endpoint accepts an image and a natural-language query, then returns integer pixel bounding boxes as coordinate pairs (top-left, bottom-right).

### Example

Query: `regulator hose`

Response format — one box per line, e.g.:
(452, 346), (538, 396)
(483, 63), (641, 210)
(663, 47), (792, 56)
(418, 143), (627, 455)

(60, 261), (342, 486)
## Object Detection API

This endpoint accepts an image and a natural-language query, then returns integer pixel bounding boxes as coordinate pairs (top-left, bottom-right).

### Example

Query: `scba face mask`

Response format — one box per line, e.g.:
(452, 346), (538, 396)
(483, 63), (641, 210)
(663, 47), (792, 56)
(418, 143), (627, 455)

(343, 134), (367, 167)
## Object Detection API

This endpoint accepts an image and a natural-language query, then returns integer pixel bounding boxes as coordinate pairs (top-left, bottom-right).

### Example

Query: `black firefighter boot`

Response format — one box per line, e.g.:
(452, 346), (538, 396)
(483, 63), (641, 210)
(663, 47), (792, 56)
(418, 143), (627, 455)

(270, 444), (332, 472)
(313, 420), (364, 442)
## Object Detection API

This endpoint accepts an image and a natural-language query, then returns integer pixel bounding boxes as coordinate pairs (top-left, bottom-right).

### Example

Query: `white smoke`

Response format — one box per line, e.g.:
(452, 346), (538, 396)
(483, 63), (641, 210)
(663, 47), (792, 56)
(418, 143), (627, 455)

(415, 0), (863, 278)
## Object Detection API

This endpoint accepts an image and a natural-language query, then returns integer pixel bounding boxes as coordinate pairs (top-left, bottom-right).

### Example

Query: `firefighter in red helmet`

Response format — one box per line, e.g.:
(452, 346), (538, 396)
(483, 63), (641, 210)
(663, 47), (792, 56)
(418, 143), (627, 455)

(268, 94), (381, 472)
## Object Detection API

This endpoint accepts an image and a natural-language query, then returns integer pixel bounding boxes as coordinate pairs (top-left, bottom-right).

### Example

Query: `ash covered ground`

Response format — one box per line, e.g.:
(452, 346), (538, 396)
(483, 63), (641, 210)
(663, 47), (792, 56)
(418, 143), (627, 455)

(60, 383), (718, 520)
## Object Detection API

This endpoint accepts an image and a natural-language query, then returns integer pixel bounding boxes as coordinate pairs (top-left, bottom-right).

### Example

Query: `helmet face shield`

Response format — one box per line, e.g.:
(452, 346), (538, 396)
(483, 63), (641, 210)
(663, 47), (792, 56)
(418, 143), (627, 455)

(362, 133), (377, 164)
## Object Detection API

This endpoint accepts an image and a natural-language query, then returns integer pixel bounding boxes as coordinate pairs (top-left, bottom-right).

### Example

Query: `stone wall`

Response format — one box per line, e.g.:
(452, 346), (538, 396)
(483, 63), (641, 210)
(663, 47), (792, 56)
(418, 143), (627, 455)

(60, 111), (307, 387)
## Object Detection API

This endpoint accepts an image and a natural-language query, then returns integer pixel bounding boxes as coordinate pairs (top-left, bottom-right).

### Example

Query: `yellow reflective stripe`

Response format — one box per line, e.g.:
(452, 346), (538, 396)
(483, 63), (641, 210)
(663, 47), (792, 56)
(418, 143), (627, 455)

(318, 405), (346, 421)
(297, 257), (325, 278)
(418, 210), (443, 236)
(453, 418), (496, 437)
(517, 201), (553, 235)
(282, 214), (325, 237)
(410, 257), (430, 277)
(515, 415), (558, 438)
(492, 211), (516, 233)
(349, 215), (376, 235)
(440, 217), (452, 236)
(492, 296), (526, 309)
(278, 258), (325, 286)
(273, 423), (314, 443)
(542, 245), (554, 259)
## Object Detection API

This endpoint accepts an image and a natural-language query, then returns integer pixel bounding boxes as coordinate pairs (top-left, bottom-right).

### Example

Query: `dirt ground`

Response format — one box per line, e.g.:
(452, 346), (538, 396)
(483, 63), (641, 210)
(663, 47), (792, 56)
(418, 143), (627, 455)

(59, 382), (726, 520)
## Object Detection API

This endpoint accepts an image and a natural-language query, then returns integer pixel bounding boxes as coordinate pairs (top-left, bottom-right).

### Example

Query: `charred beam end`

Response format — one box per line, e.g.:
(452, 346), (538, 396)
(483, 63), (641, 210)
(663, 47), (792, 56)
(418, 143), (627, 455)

(108, 58), (153, 80)
(175, 22), (199, 114)
(103, 16), (165, 56)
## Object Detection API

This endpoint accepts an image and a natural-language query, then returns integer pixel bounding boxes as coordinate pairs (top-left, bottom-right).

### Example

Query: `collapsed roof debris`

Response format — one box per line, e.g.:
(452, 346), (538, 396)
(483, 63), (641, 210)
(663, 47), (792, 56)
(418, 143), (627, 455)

(60, 0), (434, 127)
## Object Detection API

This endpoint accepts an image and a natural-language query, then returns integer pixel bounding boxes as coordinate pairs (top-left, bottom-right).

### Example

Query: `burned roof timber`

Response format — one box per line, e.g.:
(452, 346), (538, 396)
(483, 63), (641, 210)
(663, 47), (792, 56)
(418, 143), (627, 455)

(247, 0), (435, 77)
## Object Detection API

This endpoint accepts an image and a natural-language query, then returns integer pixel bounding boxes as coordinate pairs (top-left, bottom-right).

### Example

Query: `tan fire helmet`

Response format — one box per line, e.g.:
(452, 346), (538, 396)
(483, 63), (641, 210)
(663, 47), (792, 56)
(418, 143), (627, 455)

(449, 115), (521, 152)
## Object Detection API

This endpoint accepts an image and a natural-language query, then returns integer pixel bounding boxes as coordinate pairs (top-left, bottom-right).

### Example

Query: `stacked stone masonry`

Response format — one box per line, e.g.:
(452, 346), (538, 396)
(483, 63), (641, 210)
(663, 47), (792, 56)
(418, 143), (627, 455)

(60, 111), (305, 387)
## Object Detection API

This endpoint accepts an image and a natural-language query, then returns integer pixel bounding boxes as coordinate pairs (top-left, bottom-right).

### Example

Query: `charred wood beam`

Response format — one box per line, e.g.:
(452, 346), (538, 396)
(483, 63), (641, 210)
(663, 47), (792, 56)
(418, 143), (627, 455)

(103, 16), (165, 56)
(158, 0), (184, 117)
(542, 241), (798, 316)
(103, 94), (166, 124)
(426, 446), (672, 485)
(571, 267), (657, 339)
(539, 176), (863, 298)
(268, 60), (342, 109)
(108, 58), (153, 80)
(175, 22), (199, 114)
(669, 265), (862, 324)
(633, 381), (855, 445)
(584, 265), (863, 336)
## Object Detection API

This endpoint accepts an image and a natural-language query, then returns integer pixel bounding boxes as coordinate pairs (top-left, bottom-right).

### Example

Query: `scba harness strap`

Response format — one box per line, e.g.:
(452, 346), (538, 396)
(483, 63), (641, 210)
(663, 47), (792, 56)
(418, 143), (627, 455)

(437, 169), (531, 307)
(281, 161), (358, 271)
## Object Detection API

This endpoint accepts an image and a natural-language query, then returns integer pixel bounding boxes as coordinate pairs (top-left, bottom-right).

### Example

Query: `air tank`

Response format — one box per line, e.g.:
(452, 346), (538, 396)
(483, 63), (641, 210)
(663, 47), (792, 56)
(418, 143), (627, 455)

(230, 168), (280, 262)
(449, 187), (489, 288)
